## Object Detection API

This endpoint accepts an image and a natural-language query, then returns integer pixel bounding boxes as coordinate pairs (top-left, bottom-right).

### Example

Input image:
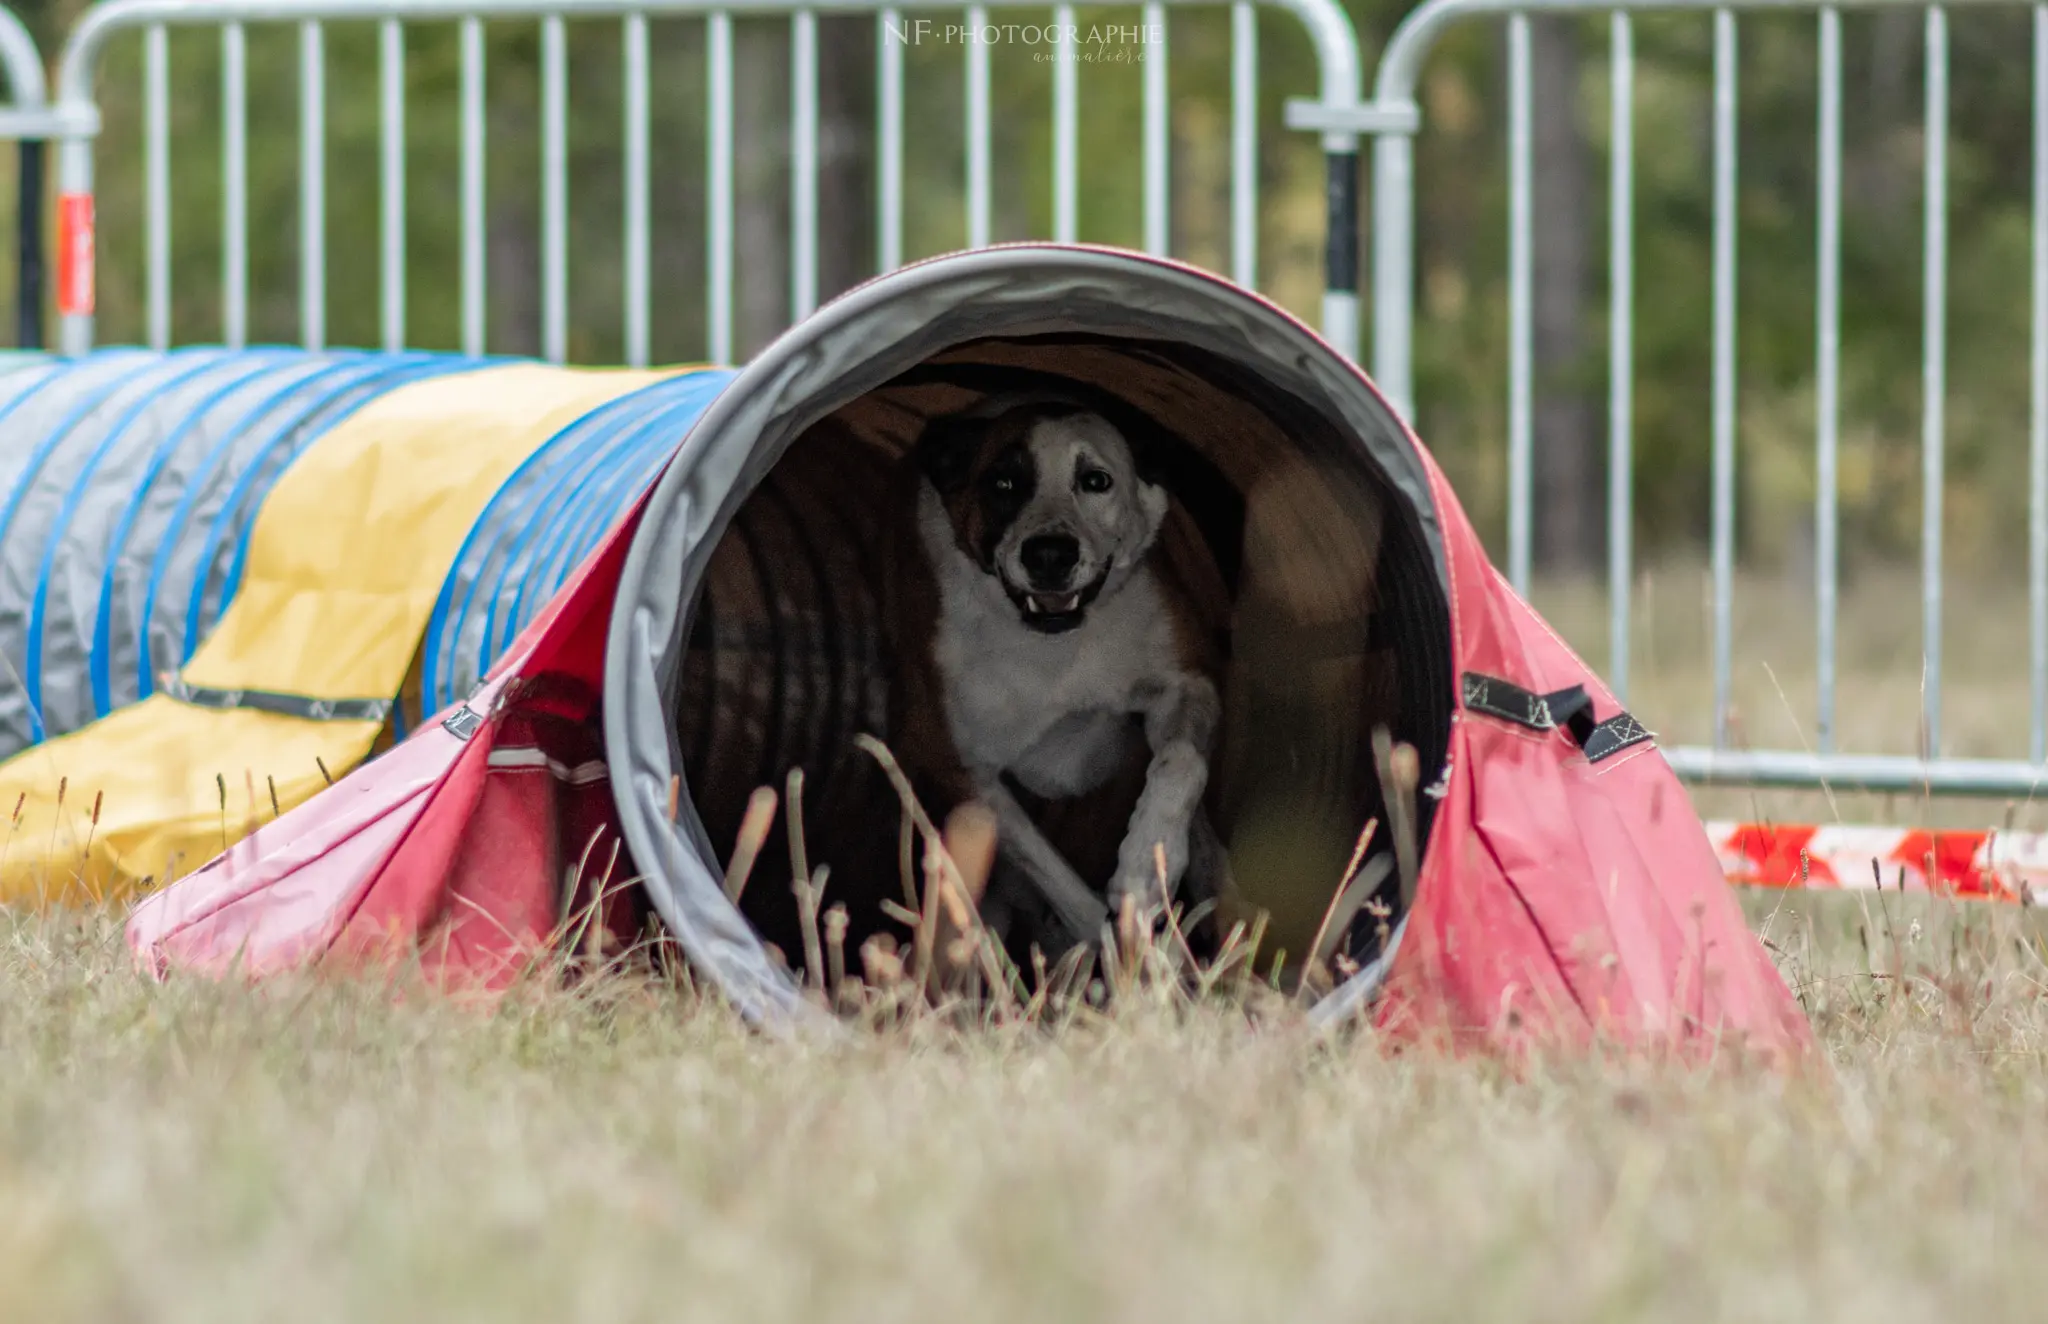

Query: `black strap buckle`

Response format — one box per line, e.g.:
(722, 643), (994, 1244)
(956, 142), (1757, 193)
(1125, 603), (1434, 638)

(1460, 672), (1652, 763)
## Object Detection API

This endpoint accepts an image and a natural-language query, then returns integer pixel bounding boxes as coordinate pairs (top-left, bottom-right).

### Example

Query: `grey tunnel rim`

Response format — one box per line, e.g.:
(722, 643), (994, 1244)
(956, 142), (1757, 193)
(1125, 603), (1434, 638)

(601, 243), (1448, 1029)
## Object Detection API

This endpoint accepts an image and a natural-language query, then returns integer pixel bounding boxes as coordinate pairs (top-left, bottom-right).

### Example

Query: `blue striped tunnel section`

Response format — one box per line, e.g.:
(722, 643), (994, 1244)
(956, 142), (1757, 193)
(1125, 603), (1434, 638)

(0, 348), (484, 757)
(420, 366), (738, 715)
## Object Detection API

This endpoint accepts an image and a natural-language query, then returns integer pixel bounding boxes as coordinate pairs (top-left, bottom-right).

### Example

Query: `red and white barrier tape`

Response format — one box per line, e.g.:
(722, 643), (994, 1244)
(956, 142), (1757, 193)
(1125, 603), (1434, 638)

(1705, 821), (2048, 905)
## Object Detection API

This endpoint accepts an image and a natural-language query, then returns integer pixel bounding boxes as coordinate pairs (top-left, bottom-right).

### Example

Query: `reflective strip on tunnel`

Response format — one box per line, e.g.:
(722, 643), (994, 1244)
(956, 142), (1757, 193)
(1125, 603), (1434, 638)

(485, 747), (608, 786)
(160, 677), (392, 724)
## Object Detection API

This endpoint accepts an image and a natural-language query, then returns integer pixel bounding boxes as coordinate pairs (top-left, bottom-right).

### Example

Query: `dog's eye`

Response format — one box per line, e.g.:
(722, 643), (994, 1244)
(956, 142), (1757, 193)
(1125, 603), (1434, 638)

(991, 476), (1017, 494)
(1078, 469), (1113, 494)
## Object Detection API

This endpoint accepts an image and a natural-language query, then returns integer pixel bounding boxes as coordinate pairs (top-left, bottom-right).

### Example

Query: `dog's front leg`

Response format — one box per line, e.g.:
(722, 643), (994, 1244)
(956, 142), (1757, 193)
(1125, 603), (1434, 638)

(1107, 675), (1221, 914)
(980, 781), (1111, 943)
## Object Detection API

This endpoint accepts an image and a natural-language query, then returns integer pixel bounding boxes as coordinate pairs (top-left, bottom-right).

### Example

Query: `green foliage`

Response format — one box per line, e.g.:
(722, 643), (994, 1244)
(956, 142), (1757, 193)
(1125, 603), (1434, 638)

(1390, 5), (2041, 574)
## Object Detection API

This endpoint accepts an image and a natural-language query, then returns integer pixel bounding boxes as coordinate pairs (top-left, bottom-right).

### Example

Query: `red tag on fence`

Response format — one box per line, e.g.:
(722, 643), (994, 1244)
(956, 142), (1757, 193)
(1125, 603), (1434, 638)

(56, 192), (94, 317)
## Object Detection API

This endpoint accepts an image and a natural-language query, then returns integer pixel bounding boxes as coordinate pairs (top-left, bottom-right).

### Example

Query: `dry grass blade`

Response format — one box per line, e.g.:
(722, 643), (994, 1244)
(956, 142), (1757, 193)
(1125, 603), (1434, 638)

(0, 791), (24, 882)
(854, 734), (1021, 1006)
(1303, 856), (1395, 1001)
(897, 808), (918, 912)
(796, 865), (829, 999)
(823, 904), (850, 1008)
(785, 769), (811, 905)
(943, 803), (997, 912)
(1302, 818), (1379, 998)
(914, 836), (945, 992)
(578, 839), (625, 964)
(852, 736), (969, 899)
(722, 786), (779, 904)
(860, 931), (901, 978)
(934, 803), (1019, 1007)
(1373, 727), (1422, 913)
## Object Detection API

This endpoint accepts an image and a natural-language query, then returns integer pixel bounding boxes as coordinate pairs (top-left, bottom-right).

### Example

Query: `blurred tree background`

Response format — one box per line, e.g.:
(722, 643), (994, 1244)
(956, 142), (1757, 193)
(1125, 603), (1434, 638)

(2, 0), (2038, 582)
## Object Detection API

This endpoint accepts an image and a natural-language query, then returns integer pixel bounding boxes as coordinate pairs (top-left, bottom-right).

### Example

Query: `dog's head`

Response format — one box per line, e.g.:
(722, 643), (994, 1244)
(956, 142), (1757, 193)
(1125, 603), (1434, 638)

(914, 398), (1170, 635)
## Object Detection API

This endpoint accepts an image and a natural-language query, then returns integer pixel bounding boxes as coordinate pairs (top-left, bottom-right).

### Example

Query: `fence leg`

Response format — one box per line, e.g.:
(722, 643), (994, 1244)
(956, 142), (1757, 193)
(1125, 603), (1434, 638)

(1323, 147), (1359, 362)
(16, 139), (40, 351)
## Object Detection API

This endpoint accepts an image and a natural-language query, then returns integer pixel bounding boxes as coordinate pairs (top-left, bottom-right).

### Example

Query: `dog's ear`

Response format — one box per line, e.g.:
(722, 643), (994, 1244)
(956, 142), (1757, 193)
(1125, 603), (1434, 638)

(1117, 414), (1178, 492)
(912, 415), (982, 495)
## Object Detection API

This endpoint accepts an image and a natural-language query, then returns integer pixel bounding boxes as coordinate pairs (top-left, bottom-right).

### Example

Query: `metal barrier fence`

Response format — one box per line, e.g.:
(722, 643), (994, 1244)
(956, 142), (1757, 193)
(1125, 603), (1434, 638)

(1357, 0), (2048, 797)
(15, 0), (2045, 800)
(44, 0), (1370, 365)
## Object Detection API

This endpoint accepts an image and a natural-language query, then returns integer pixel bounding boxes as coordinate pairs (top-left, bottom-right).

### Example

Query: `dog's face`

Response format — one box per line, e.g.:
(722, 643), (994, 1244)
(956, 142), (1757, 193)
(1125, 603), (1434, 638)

(916, 403), (1170, 634)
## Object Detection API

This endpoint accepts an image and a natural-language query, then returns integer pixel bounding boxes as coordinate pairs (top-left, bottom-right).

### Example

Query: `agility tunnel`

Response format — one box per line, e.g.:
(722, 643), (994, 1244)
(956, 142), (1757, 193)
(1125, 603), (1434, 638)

(0, 244), (1804, 1055)
(0, 352), (695, 896)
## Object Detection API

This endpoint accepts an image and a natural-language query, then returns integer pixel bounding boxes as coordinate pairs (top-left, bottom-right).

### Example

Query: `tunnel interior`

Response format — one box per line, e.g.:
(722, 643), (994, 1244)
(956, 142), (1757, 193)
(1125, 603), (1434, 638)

(662, 331), (1455, 980)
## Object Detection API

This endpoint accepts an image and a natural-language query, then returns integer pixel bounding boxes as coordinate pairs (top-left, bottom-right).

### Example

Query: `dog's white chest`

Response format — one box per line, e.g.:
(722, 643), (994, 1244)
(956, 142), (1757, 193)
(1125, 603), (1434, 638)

(930, 568), (1173, 798)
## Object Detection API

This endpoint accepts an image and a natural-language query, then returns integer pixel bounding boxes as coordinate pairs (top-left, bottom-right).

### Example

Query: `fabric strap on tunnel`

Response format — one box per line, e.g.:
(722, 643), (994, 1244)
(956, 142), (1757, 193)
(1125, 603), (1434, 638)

(161, 677), (391, 724)
(1460, 672), (1652, 764)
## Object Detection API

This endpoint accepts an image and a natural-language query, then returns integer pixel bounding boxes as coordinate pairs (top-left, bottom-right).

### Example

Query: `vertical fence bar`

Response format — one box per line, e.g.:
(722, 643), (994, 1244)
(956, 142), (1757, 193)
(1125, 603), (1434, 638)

(145, 24), (170, 351)
(1710, 7), (1737, 748)
(56, 124), (93, 355)
(878, 8), (904, 272)
(1922, 4), (1948, 759)
(380, 18), (406, 352)
(541, 14), (567, 364)
(299, 21), (325, 351)
(222, 24), (247, 349)
(14, 141), (38, 350)
(792, 9), (818, 321)
(1816, 6), (1842, 752)
(624, 13), (651, 367)
(1372, 142), (1414, 420)
(460, 16), (486, 357)
(1506, 14), (1532, 594)
(967, 4), (991, 247)
(1054, 6), (1078, 243)
(1230, 2), (1257, 288)
(708, 11), (734, 362)
(1142, 3), (1168, 256)
(2034, 5), (2048, 764)
(1608, 13), (1634, 698)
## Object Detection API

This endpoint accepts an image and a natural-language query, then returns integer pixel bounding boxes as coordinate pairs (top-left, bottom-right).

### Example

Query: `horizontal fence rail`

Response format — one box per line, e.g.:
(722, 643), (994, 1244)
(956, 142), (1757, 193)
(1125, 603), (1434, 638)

(1360, 0), (2048, 796)
(46, 0), (1371, 365)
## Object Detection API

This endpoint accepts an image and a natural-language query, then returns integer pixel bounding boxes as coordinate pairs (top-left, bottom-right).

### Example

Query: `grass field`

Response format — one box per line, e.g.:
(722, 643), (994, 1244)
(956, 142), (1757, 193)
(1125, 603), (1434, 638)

(0, 886), (2041, 1324)
(7, 566), (2048, 1322)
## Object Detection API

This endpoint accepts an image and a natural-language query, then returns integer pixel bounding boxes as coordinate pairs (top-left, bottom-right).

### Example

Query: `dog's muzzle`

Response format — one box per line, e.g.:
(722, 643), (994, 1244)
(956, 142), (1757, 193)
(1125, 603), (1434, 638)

(1006, 569), (1108, 634)
(1006, 533), (1103, 633)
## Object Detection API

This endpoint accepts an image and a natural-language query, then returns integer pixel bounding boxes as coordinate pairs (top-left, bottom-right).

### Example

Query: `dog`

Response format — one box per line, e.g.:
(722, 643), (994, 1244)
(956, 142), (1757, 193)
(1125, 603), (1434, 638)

(877, 391), (1230, 954)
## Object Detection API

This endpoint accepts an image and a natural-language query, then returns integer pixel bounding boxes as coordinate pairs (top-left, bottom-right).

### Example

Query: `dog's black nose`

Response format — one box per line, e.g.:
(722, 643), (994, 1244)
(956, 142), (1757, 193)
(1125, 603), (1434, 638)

(1020, 534), (1081, 588)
